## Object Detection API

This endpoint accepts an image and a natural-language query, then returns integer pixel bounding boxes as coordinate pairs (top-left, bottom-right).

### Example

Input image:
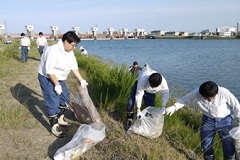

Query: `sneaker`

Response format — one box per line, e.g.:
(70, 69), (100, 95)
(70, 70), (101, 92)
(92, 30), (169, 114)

(126, 118), (133, 130)
(51, 124), (65, 138)
(58, 114), (69, 126)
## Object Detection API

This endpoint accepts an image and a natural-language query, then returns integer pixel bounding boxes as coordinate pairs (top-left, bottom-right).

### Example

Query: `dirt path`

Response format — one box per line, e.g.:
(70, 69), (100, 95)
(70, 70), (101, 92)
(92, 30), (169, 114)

(0, 57), (79, 159)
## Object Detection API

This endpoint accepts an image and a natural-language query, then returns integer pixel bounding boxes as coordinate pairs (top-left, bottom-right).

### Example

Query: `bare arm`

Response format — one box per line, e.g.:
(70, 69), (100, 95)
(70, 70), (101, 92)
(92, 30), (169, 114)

(72, 69), (84, 81)
(47, 74), (60, 86)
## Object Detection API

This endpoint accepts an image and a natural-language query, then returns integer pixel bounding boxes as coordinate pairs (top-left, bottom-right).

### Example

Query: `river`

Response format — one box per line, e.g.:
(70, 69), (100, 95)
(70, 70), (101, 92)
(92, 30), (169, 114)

(78, 39), (240, 100)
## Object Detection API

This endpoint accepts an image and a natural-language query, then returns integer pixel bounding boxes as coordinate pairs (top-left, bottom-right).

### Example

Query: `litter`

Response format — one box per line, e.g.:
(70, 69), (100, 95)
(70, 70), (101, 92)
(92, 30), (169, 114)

(129, 106), (164, 139)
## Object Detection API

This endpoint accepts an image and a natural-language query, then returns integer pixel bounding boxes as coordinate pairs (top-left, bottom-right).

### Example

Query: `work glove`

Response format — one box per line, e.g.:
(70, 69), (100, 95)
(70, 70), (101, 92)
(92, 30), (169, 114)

(165, 106), (176, 116)
(80, 79), (88, 88)
(137, 111), (143, 120)
(27, 47), (30, 51)
(54, 85), (62, 95)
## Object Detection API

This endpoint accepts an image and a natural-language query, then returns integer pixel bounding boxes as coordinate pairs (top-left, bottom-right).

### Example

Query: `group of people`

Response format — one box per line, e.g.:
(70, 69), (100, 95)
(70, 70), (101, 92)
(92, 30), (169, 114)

(19, 32), (48, 62)
(20, 30), (240, 159)
(126, 61), (240, 160)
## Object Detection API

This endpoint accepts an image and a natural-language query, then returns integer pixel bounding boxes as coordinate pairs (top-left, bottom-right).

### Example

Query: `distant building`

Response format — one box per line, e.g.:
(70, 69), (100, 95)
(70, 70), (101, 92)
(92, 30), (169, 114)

(151, 30), (165, 36)
(216, 26), (236, 37)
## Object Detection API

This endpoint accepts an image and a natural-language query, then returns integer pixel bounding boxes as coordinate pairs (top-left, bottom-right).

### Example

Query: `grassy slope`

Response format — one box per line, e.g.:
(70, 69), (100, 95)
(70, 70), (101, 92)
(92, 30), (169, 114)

(0, 38), (224, 159)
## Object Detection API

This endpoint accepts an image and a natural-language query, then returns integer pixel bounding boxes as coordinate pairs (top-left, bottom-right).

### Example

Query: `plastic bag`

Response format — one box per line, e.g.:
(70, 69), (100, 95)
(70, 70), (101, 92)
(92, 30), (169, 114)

(129, 106), (164, 139)
(229, 126), (240, 159)
(54, 122), (106, 160)
(71, 85), (102, 124)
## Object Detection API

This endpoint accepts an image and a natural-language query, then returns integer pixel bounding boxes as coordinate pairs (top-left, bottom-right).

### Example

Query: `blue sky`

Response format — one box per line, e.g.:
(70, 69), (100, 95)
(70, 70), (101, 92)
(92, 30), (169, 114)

(1, 0), (240, 34)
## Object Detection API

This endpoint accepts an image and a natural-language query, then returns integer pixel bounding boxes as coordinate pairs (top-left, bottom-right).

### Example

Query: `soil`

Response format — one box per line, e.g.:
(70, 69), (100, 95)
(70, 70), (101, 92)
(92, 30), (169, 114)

(0, 57), (191, 160)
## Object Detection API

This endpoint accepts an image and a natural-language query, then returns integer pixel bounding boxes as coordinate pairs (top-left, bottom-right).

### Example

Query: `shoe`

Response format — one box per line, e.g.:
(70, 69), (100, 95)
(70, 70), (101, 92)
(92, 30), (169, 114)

(49, 115), (65, 138)
(126, 118), (133, 130)
(58, 114), (69, 126)
(51, 124), (65, 138)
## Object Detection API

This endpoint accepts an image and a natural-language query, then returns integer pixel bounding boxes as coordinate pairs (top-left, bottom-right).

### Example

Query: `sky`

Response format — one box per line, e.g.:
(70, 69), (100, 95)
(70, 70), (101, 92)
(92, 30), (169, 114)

(1, 0), (240, 34)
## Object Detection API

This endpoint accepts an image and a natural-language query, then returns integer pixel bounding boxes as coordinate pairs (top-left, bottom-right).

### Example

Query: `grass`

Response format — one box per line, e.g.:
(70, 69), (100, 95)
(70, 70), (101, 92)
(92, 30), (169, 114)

(0, 38), (225, 159)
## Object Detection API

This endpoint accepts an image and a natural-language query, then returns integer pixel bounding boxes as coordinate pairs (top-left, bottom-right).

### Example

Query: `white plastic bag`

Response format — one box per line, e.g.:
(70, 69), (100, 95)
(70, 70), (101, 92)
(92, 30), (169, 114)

(54, 122), (106, 160)
(229, 126), (240, 159)
(129, 106), (164, 139)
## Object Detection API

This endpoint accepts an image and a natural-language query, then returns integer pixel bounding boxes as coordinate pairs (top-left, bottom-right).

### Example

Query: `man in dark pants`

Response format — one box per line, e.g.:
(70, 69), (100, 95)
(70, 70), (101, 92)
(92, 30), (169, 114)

(126, 64), (169, 129)
(165, 81), (240, 160)
(38, 31), (88, 138)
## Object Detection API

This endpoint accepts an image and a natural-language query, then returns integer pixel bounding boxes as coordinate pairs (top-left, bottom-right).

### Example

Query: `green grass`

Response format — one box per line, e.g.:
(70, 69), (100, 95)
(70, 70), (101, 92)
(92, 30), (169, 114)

(0, 40), (225, 159)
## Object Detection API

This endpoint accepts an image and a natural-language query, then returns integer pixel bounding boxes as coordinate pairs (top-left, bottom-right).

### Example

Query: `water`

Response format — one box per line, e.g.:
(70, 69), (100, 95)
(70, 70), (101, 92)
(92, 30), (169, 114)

(78, 39), (240, 100)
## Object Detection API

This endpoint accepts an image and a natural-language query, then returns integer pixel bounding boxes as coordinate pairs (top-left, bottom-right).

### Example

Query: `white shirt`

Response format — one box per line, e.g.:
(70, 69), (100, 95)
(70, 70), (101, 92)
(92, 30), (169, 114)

(174, 87), (240, 118)
(36, 36), (47, 46)
(38, 40), (78, 80)
(20, 37), (30, 46)
(135, 65), (169, 109)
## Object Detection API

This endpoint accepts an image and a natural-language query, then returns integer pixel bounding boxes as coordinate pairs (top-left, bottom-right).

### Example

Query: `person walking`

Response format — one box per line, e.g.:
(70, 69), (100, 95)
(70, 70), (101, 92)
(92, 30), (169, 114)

(129, 61), (142, 75)
(36, 32), (47, 56)
(38, 31), (88, 138)
(165, 81), (240, 160)
(20, 33), (31, 63)
(126, 64), (169, 129)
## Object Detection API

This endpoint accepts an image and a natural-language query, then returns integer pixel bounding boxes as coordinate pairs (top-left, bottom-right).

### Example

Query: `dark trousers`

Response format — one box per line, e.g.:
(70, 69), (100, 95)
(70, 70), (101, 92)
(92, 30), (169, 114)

(200, 114), (235, 158)
(126, 81), (156, 112)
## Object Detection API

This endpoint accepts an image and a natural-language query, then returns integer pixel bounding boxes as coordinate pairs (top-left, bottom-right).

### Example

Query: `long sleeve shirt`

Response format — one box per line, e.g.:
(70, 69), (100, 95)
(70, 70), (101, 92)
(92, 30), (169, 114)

(174, 87), (240, 119)
(135, 65), (169, 109)
(38, 40), (78, 81)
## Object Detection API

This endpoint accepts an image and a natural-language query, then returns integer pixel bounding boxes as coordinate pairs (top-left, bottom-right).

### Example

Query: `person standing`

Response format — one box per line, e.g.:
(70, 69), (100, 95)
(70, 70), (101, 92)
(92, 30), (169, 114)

(165, 81), (240, 160)
(126, 64), (169, 129)
(20, 33), (31, 63)
(129, 61), (142, 75)
(36, 32), (47, 56)
(38, 31), (88, 138)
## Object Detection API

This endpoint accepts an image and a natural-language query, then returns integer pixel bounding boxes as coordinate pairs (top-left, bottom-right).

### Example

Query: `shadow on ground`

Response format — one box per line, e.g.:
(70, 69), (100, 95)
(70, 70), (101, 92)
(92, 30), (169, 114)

(10, 83), (50, 131)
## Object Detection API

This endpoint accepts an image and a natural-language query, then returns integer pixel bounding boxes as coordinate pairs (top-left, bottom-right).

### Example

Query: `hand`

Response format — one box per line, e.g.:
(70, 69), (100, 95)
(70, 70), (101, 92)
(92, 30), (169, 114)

(19, 46), (21, 50)
(165, 106), (176, 116)
(137, 111), (143, 120)
(27, 47), (30, 51)
(37, 46), (39, 49)
(54, 85), (62, 95)
(80, 79), (88, 88)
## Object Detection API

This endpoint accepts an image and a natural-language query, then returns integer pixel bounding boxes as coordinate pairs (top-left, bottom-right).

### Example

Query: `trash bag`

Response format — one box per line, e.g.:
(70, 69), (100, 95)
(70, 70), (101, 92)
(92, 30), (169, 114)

(229, 126), (240, 159)
(129, 106), (164, 139)
(71, 85), (102, 124)
(54, 122), (106, 160)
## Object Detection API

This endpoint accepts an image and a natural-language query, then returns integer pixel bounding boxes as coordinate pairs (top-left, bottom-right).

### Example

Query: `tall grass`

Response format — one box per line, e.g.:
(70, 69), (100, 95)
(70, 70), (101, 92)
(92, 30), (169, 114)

(76, 52), (224, 159)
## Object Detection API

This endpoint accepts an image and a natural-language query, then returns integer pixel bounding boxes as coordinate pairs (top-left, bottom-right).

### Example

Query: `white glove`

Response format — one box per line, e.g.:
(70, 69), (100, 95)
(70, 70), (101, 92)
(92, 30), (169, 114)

(37, 46), (39, 49)
(165, 106), (176, 116)
(137, 111), (143, 120)
(27, 47), (30, 51)
(80, 79), (88, 88)
(54, 85), (62, 95)
(19, 46), (21, 50)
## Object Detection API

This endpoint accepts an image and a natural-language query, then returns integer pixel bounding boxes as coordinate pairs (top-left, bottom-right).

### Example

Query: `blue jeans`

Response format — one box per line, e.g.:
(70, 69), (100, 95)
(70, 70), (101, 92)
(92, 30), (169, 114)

(200, 115), (235, 157)
(38, 46), (44, 56)
(38, 74), (70, 116)
(21, 46), (28, 62)
(126, 81), (156, 112)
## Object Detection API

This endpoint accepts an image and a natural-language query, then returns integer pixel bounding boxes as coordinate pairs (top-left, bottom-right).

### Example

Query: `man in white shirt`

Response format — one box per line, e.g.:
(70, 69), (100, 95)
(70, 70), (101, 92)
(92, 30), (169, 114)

(165, 81), (240, 160)
(20, 33), (31, 63)
(126, 64), (169, 129)
(36, 32), (47, 56)
(38, 31), (88, 138)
